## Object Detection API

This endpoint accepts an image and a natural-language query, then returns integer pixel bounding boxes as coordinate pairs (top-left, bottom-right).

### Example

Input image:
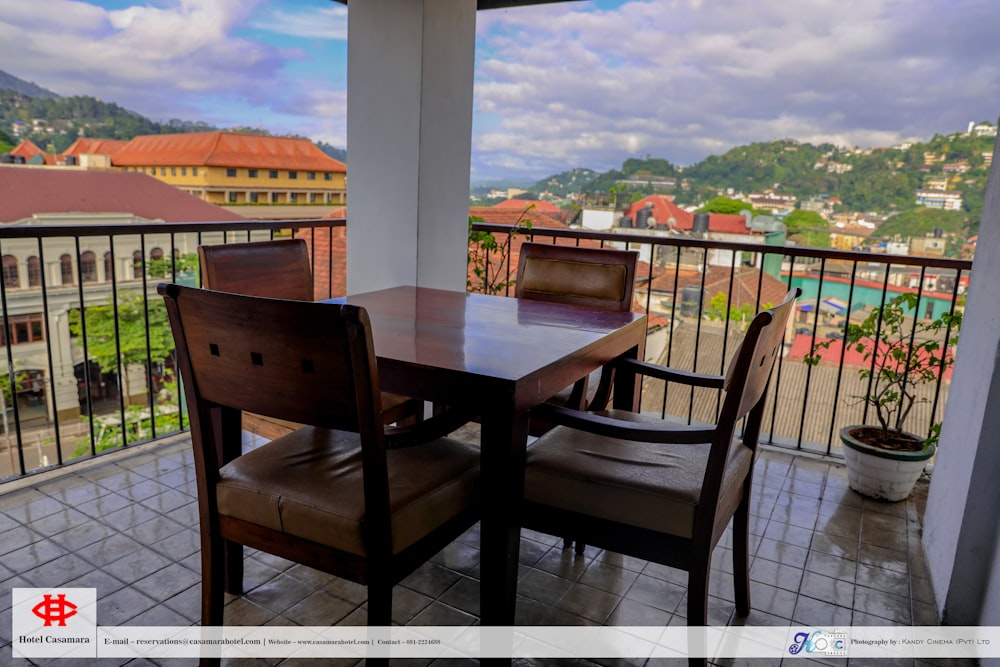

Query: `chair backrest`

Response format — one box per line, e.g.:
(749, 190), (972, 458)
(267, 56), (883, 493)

(515, 243), (638, 311)
(198, 239), (313, 301)
(720, 287), (800, 425)
(158, 283), (383, 439)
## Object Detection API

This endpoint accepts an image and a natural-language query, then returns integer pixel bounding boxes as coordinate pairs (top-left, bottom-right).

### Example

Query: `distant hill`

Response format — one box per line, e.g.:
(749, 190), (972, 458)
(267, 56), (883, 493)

(0, 69), (348, 160)
(528, 167), (599, 197)
(0, 70), (59, 98)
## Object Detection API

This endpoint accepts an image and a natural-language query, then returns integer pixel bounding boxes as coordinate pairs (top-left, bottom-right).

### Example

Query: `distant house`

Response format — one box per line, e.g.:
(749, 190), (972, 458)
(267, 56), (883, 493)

(915, 189), (963, 211)
(6, 140), (54, 165)
(491, 198), (563, 218)
(110, 131), (347, 207)
(60, 137), (129, 167)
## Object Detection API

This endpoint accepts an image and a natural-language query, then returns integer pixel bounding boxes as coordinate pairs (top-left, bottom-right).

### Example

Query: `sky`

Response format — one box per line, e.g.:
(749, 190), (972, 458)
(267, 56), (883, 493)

(1, 0), (999, 183)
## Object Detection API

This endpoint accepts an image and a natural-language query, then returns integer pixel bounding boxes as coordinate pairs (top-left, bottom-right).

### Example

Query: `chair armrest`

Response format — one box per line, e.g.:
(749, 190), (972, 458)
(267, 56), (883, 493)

(531, 403), (715, 444)
(613, 357), (725, 389)
(384, 406), (477, 448)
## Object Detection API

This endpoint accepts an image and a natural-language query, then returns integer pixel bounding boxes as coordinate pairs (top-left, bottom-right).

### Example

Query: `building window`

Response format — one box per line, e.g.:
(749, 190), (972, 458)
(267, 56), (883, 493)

(226, 168), (237, 178)
(290, 193), (298, 203)
(2, 255), (18, 289)
(228, 192), (238, 203)
(307, 172), (316, 181)
(269, 170), (278, 179)
(160, 167), (166, 176)
(0, 315), (46, 346)
(27, 256), (41, 287)
(288, 171), (298, 180)
(103, 252), (114, 281)
(150, 248), (164, 261)
(181, 167), (187, 176)
(249, 192), (259, 203)
(171, 167), (177, 176)
(248, 169), (258, 178)
(192, 167), (198, 176)
(60, 254), (73, 285)
(80, 251), (97, 283)
(132, 250), (143, 278)
(324, 172), (333, 181)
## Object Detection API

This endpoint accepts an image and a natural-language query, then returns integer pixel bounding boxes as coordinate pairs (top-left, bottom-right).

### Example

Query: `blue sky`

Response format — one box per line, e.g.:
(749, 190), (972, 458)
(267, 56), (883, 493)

(1, 0), (999, 183)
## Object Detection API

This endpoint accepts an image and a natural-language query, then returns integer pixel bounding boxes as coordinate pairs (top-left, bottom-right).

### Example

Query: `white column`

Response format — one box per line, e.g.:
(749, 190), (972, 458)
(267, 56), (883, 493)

(346, 0), (476, 293)
(923, 131), (1000, 628)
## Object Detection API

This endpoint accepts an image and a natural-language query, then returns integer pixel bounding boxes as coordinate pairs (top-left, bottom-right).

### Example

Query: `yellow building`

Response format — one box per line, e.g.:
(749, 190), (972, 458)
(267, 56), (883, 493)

(111, 131), (346, 206)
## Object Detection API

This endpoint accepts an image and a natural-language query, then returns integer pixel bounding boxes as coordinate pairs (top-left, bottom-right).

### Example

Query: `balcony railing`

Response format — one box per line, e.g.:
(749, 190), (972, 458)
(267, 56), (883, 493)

(0, 218), (968, 482)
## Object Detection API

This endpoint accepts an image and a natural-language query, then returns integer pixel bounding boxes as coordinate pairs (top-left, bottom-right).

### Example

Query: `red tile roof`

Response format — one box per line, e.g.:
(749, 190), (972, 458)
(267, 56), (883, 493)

(492, 199), (562, 214)
(297, 226), (346, 300)
(0, 167), (246, 223)
(111, 131), (347, 172)
(625, 196), (751, 235)
(9, 140), (56, 165)
(61, 138), (129, 159)
(648, 265), (790, 312)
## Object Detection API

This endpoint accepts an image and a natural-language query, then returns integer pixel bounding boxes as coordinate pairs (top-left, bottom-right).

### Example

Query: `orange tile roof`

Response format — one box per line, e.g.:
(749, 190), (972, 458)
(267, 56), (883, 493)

(112, 131), (347, 172)
(626, 196), (751, 235)
(9, 140), (56, 165)
(492, 198), (562, 214)
(61, 138), (129, 158)
(648, 265), (789, 311)
(0, 166), (246, 223)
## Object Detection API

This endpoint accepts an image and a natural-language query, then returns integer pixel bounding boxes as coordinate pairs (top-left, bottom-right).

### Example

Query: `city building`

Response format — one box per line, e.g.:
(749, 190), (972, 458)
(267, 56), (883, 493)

(0, 165), (245, 425)
(915, 189), (963, 211)
(110, 131), (346, 207)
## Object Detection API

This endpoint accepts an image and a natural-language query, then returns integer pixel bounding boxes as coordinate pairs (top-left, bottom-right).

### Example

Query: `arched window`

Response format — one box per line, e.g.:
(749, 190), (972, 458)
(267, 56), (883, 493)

(27, 256), (41, 287)
(132, 250), (143, 279)
(80, 251), (97, 283)
(60, 254), (73, 285)
(150, 247), (164, 261)
(103, 252), (114, 281)
(2, 255), (19, 289)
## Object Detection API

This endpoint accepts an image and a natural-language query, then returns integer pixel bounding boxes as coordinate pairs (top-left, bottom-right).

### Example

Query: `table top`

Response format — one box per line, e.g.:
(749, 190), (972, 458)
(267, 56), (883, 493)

(327, 285), (646, 384)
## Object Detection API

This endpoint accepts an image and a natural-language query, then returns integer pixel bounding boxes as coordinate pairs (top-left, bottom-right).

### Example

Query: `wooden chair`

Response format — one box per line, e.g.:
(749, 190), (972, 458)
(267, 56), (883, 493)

(514, 242), (638, 421)
(521, 288), (799, 665)
(198, 238), (423, 430)
(159, 284), (480, 665)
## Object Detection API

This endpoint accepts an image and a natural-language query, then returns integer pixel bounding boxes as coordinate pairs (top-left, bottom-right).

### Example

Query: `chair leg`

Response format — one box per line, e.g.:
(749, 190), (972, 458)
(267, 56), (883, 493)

(732, 498), (752, 616)
(687, 564), (710, 667)
(223, 539), (244, 595)
(367, 583), (393, 626)
(561, 537), (587, 555)
(199, 534), (225, 667)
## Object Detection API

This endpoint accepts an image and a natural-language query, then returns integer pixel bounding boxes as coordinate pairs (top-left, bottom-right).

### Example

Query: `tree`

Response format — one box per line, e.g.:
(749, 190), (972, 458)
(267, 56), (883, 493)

(783, 209), (831, 248)
(68, 292), (174, 402)
(699, 196), (755, 216)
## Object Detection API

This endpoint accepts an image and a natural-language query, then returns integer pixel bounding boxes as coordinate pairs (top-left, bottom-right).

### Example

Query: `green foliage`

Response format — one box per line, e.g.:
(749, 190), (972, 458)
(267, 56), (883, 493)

(72, 402), (187, 457)
(144, 252), (199, 282)
(805, 292), (962, 444)
(467, 207), (532, 294)
(68, 293), (175, 399)
(783, 209), (831, 248)
(699, 196), (755, 216)
(0, 369), (30, 406)
(705, 292), (771, 323)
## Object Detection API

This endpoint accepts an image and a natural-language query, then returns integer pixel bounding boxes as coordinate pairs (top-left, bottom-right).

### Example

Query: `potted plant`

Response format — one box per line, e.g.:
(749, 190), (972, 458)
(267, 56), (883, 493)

(807, 292), (962, 501)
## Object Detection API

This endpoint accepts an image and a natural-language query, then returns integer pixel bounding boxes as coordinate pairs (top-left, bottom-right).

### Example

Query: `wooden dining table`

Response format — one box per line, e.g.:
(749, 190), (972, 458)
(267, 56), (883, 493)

(327, 285), (647, 624)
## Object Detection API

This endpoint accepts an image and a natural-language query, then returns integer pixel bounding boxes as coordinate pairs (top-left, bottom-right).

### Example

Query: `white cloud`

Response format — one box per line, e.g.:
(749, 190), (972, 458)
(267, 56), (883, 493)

(471, 0), (1000, 179)
(249, 4), (348, 40)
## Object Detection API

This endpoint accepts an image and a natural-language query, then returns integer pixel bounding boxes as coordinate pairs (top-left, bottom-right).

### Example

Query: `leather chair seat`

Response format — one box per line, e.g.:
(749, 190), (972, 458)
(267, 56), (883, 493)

(525, 410), (752, 539)
(218, 426), (480, 556)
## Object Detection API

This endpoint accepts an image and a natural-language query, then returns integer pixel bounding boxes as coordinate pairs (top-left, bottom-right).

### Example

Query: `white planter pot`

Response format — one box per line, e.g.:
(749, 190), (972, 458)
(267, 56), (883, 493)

(840, 426), (935, 502)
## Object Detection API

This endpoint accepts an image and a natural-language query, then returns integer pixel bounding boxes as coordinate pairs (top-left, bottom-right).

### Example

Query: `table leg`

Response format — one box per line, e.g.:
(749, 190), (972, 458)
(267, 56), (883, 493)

(478, 403), (529, 626)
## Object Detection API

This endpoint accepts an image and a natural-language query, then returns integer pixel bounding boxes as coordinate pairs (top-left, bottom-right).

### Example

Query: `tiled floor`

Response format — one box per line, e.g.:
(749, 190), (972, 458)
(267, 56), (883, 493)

(0, 431), (975, 666)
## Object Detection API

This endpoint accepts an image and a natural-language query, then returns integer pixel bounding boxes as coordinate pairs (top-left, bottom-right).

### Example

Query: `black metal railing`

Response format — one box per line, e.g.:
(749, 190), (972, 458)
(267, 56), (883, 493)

(0, 217), (968, 482)
(469, 222), (969, 457)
